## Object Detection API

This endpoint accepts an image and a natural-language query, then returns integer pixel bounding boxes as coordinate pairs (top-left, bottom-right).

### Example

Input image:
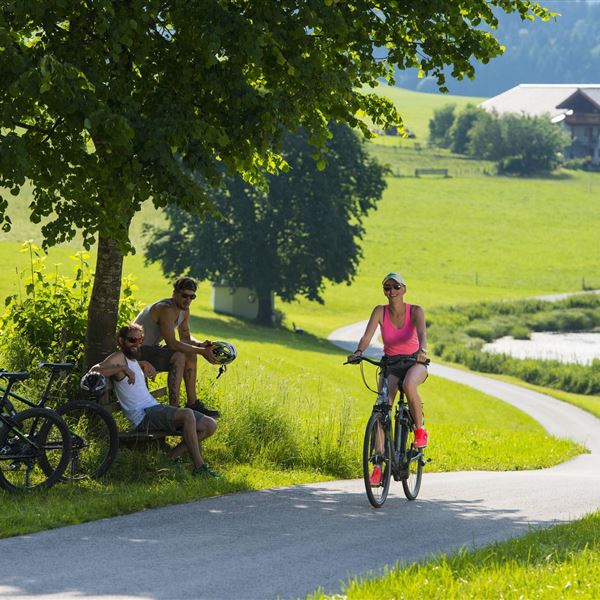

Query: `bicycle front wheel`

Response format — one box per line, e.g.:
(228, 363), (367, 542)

(0, 407), (71, 492)
(363, 412), (392, 508)
(400, 426), (423, 501)
(57, 400), (119, 480)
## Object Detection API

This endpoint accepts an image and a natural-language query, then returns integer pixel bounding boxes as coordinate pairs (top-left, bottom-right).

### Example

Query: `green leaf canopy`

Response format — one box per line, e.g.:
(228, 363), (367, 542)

(0, 1), (552, 250)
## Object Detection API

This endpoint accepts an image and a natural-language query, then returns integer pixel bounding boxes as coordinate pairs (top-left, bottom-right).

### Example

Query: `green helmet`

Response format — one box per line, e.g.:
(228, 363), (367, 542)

(211, 341), (237, 365)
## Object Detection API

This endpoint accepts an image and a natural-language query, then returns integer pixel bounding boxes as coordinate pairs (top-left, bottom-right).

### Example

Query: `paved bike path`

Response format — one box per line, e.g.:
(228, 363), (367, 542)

(0, 323), (599, 600)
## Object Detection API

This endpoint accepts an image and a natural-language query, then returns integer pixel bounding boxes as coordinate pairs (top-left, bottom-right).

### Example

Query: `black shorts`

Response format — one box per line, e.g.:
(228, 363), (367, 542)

(385, 353), (428, 382)
(140, 345), (175, 372)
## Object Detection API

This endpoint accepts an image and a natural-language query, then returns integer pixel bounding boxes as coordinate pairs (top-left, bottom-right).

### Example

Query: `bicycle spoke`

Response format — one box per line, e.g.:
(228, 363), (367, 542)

(0, 408), (70, 492)
(363, 413), (392, 508)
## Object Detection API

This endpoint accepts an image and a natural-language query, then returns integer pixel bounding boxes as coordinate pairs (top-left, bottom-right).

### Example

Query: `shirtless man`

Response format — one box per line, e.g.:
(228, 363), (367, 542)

(134, 277), (220, 417)
(89, 323), (220, 477)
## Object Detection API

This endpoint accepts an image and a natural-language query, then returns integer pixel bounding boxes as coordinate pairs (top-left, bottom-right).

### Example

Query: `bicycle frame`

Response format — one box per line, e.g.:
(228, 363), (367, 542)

(371, 359), (417, 480)
(0, 380), (43, 454)
(0, 363), (72, 415)
(348, 352), (428, 506)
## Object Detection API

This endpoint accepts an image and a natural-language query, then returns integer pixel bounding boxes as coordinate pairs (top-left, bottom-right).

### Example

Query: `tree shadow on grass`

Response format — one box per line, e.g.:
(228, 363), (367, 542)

(188, 313), (343, 357)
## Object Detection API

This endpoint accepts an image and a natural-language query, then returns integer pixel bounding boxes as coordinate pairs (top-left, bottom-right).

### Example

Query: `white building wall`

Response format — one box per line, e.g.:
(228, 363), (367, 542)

(211, 283), (271, 320)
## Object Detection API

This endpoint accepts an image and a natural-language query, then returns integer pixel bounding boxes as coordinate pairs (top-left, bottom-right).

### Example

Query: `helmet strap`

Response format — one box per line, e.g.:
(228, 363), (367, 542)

(216, 365), (227, 380)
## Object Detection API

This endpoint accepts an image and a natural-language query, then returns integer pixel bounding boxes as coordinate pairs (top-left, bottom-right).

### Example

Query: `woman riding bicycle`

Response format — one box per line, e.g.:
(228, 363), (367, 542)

(349, 272), (429, 449)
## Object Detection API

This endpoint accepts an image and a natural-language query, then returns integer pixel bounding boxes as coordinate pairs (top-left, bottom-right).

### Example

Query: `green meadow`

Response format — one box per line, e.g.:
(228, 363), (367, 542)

(0, 86), (597, 536)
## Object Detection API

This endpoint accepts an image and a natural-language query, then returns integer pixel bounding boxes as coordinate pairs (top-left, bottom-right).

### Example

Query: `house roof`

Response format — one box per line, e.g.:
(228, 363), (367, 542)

(556, 88), (600, 112)
(480, 84), (600, 119)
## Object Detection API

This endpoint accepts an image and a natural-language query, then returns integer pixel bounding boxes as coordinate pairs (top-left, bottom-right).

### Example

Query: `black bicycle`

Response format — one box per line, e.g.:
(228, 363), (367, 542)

(0, 371), (71, 491)
(346, 354), (430, 508)
(0, 363), (119, 480)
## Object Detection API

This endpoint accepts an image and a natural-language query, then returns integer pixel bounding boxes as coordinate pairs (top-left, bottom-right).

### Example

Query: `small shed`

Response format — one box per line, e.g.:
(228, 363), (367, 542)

(211, 281), (272, 320)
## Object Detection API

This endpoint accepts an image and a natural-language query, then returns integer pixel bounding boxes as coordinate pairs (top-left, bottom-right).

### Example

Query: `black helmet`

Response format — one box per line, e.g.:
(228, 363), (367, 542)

(211, 341), (237, 365)
(80, 372), (107, 397)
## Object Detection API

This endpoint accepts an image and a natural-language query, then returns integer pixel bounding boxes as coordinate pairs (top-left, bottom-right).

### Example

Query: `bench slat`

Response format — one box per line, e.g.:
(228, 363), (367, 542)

(415, 168), (449, 177)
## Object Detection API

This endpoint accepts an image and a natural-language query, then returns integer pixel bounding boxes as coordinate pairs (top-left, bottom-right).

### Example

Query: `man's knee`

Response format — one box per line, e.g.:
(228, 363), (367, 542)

(170, 351), (185, 369)
(185, 352), (197, 367)
(199, 416), (217, 436)
(174, 407), (195, 425)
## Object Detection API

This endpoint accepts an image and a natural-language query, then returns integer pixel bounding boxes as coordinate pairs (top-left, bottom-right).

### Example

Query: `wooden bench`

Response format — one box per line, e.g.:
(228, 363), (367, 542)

(101, 385), (180, 448)
(415, 168), (449, 178)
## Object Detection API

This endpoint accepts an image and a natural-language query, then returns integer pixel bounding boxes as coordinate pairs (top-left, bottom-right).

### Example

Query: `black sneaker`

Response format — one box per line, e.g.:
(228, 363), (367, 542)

(192, 464), (221, 478)
(190, 400), (220, 418)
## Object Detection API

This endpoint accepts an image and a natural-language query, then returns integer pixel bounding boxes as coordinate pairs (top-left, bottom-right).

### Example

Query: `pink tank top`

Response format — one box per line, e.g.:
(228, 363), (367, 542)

(381, 304), (419, 356)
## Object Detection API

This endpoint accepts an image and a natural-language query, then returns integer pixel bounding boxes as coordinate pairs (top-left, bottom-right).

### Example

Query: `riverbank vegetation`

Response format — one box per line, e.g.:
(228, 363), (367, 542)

(429, 294), (600, 396)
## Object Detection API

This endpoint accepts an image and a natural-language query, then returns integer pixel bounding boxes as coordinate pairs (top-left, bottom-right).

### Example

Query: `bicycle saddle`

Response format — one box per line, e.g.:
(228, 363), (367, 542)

(0, 371), (31, 382)
(39, 362), (74, 372)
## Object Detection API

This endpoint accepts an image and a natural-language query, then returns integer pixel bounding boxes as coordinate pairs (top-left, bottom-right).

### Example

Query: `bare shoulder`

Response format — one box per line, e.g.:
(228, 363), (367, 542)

(371, 305), (385, 321)
(410, 304), (425, 319)
(153, 298), (177, 318)
(98, 351), (126, 368)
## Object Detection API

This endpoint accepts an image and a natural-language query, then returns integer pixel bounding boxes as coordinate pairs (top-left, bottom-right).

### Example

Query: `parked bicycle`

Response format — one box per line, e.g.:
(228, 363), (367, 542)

(0, 371), (71, 491)
(346, 354), (430, 508)
(0, 363), (118, 480)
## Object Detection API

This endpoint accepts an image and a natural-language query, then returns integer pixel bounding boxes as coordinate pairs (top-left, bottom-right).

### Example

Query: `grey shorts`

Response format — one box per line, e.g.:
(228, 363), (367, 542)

(135, 405), (204, 434)
(140, 345), (176, 372)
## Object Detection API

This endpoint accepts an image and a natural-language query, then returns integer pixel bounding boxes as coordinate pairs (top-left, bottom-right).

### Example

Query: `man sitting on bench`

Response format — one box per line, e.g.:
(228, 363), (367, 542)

(89, 323), (220, 478)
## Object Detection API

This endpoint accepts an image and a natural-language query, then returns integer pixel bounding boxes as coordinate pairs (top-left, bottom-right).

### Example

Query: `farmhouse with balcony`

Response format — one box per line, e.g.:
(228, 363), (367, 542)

(481, 84), (600, 164)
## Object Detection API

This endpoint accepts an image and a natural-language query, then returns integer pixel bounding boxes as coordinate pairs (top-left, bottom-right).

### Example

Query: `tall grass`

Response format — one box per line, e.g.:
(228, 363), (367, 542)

(197, 367), (361, 477)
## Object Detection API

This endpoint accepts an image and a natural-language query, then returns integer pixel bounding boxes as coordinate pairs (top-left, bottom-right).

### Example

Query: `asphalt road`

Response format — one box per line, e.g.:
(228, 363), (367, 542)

(0, 322), (598, 600)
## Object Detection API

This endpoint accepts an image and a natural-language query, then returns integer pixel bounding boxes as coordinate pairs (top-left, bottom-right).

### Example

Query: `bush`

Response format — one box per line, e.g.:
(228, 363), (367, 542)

(428, 104), (456, 148)
(563, 158), (600, 172)
(465, 112), (569, 174)
(449, 105), (484, 154)
(0, 241), (141, 399)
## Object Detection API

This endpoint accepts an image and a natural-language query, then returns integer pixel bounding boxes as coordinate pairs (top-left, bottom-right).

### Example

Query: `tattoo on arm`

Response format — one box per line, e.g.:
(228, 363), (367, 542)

(167, 361), (178, 404)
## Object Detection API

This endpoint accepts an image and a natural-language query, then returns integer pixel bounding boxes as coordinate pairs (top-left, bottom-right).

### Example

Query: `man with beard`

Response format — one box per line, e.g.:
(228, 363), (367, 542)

(88, 323), (220, 477)
(134, 277), (220, 418)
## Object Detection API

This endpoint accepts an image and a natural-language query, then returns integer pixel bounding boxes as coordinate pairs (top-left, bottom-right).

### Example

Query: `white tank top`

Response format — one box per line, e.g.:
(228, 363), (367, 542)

(134, 300), (185, 346)
(112, 358), (158, 426)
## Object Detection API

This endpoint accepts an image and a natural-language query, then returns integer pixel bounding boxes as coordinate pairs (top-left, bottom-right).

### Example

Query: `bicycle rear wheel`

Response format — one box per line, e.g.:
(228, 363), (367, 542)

(0, 407), (71, 492)
(363, 412), (392, 508)
(56, 400), (119, 480)
(400, 425), (423, 501)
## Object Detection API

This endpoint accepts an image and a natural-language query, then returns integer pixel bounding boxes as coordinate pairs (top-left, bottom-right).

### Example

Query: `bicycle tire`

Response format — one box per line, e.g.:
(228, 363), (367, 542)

(0, 407), (71, 492)
(400, 419), (423, 501)
(363, 411), (392, 508)
(56, 400), (119, 480)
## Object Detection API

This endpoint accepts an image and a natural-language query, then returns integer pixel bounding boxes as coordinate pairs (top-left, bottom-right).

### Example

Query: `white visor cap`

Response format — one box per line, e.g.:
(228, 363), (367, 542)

(382, 272), (406, 286)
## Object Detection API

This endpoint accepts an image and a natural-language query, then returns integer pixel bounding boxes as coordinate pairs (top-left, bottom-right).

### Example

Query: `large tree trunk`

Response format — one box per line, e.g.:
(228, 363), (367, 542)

(256, 292), (274, 326)
(84, 234), (124, 371)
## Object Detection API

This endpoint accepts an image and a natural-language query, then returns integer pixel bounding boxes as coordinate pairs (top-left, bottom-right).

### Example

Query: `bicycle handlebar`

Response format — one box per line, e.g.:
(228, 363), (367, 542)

(343, 355), (430, 367)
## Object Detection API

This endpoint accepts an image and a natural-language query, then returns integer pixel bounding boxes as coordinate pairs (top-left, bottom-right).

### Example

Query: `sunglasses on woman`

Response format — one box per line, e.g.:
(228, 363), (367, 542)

(383, 284), (403, 291)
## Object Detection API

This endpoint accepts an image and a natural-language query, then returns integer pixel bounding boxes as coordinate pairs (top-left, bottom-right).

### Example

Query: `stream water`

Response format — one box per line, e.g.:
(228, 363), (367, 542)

(482, 332), (600, 365)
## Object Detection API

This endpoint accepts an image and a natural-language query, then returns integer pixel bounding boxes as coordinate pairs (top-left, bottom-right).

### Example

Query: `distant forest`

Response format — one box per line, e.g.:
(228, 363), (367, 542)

(394, 0), (600, 98)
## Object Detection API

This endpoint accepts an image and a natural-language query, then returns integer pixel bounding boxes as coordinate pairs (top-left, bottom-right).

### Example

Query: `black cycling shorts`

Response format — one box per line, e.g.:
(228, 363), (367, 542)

(384, 353), (428, 382)
(140, 345), (176, 372)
